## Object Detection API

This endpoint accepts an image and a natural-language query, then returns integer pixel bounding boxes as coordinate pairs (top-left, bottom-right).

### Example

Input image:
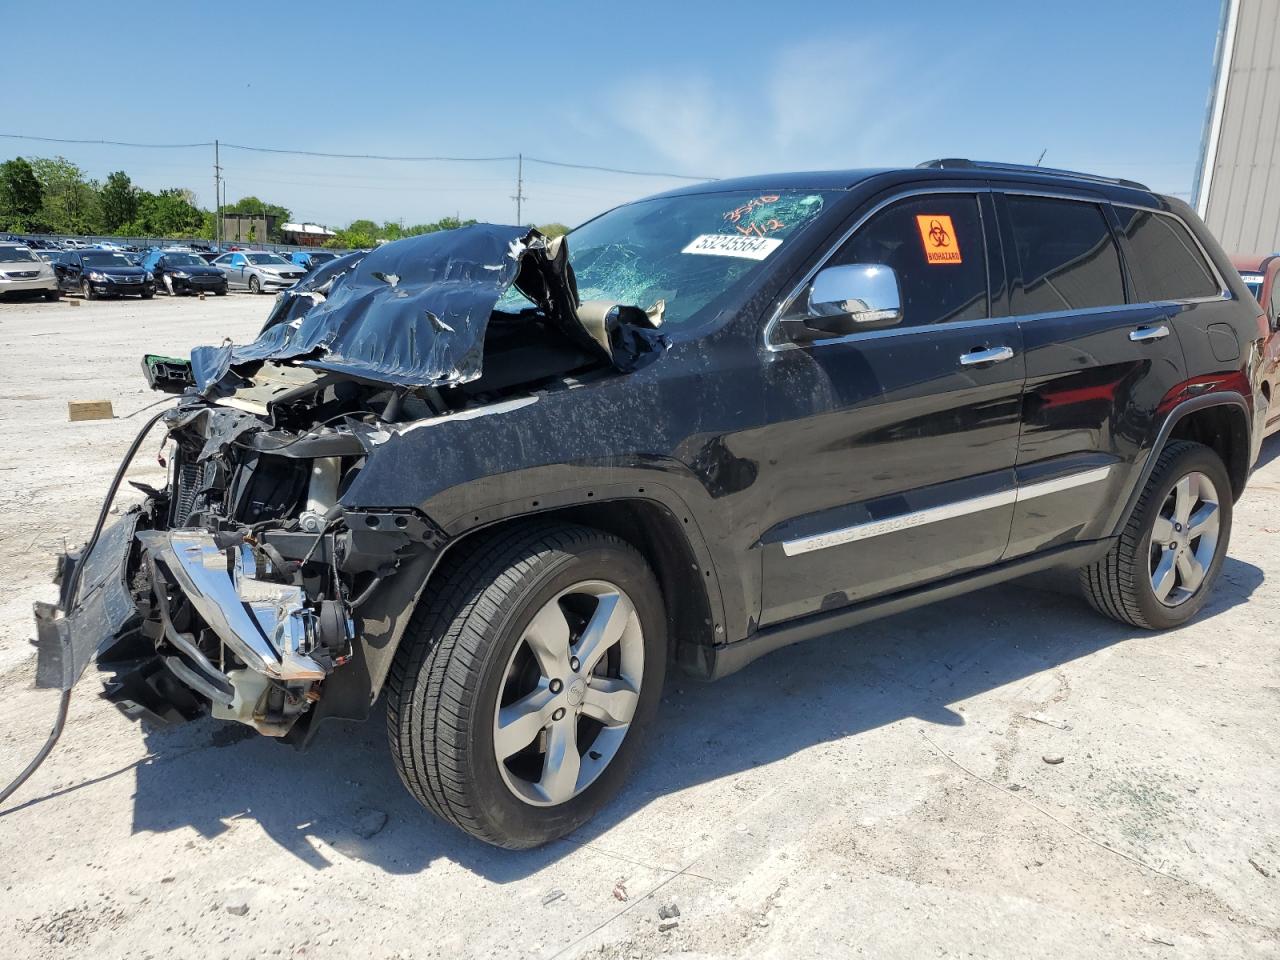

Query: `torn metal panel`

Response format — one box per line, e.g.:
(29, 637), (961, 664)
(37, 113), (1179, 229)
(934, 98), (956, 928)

(189, 225), (664, 393)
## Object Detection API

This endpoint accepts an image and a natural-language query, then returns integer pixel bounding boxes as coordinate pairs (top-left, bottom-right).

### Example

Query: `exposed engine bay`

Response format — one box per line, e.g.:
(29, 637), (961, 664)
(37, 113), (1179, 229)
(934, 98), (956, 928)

(32, 224), (666, 743)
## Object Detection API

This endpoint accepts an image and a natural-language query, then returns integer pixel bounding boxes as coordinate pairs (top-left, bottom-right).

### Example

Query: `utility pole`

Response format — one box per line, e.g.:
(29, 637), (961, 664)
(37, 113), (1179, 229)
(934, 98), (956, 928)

(213, 139), (222, 247)
(512, 152), (526, 225)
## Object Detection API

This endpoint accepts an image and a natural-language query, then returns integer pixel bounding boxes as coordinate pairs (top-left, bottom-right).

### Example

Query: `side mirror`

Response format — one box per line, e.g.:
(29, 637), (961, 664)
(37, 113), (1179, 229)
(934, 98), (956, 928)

(784, 264), (902, 340)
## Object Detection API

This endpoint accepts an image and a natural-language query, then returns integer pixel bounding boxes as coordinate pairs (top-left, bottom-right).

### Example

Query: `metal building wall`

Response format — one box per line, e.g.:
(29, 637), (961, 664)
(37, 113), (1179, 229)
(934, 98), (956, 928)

(1196, 0), (1280, 255)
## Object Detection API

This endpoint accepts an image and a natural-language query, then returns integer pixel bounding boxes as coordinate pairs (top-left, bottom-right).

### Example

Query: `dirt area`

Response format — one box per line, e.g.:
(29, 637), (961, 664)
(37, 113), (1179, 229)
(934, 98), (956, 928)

(0, 294), (1277, 960)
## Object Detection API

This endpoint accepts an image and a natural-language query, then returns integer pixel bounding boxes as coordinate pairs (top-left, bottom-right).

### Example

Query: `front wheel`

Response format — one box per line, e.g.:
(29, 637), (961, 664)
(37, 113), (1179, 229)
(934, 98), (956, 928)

(81, 279), (96, 301)
(248, 275), (261, 294)
(386, 523), (666, 848)
(43, 288), (59, 301)
(1079, 440), (1232, 629)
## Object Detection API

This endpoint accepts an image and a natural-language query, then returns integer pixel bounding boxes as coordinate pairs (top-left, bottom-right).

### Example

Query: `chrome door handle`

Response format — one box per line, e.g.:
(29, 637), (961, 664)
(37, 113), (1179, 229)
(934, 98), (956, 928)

(959, 345), (1014, 366)
(1129, 324), (1170, 342)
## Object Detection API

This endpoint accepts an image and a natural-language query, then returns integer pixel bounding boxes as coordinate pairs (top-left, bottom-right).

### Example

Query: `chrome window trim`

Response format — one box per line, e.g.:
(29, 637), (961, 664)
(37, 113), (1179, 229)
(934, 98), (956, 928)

(765, 188), (1231, 354)
(780, 465), (1112, 557)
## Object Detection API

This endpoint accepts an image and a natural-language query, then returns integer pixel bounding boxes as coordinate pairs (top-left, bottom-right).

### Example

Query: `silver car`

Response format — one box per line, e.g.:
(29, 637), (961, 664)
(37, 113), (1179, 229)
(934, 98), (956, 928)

(213, 250), (306, 294)
(0, 243), (59, 300)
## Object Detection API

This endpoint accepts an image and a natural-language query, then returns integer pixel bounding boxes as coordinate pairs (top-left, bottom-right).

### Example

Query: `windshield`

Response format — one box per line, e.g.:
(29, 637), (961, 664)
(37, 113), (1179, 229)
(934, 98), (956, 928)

(308, 252), (337, 263)
(246, 253), (289, 265)
(82, 252), (133, 267)
(0, 245), (38, 263)
(563, 189), (838, 327)
(163, 253), (206, 267)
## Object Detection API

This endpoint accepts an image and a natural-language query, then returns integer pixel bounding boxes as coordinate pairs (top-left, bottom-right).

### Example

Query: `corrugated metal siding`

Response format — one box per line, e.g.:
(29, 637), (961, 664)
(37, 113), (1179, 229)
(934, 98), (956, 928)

(1202, 0), (1280, 254)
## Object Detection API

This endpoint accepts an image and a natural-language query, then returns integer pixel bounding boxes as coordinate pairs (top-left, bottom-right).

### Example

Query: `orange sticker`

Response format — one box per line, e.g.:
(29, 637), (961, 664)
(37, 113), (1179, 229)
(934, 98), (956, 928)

(915, 214), (962, 264)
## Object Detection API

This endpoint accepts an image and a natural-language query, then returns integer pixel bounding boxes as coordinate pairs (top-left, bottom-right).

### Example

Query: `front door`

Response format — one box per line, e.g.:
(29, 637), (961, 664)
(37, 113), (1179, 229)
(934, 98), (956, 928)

(756, 189), (1026, 626)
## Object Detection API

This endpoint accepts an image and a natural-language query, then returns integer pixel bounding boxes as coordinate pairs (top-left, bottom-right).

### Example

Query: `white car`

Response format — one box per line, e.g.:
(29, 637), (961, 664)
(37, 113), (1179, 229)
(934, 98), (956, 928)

(0, 244), (58, 301)
(212, 250), (305, 294)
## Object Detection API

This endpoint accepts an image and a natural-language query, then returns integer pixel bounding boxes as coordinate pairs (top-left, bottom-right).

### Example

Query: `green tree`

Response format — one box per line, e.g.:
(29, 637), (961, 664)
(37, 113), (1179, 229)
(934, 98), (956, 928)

(0, 157), (44, 230)
(29, 156), (101, 234)
(535, 222), (570, 238)
(136, 188), (206, 237)
(99, 171), (138, 233)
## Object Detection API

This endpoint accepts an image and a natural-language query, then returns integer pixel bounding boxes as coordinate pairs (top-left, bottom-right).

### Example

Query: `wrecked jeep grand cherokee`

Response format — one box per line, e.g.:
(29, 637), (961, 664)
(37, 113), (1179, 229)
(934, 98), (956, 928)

(29, 162), (1264, 848)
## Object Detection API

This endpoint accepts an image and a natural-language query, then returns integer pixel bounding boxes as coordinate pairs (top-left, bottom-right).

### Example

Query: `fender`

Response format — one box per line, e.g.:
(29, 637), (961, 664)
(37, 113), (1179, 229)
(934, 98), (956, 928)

(292, 481), (728, 746)
(1104, 388), (1251, 538)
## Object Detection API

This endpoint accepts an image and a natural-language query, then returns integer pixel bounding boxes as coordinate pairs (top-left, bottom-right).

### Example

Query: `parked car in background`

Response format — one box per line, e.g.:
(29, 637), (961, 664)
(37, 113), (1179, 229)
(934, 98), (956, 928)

(1235, 254), (1280, 435)
(53, 249), (155, 299)
(142, 249), (228, 296)
(290, 250), (339, 273)
(212, 250), (305, 293)
(197, 251), (221, 264)
(0, 243), (59, 301)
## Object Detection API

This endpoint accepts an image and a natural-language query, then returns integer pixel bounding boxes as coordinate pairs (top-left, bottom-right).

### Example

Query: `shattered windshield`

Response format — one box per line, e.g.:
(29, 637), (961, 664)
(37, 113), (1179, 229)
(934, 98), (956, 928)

(565, 189), (838, 326)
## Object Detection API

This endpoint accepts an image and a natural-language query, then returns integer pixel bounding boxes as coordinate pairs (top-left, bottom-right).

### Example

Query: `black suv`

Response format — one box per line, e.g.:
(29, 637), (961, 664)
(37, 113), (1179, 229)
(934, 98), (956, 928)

(34, 161), (1264, 849)
(53, 249), (155, 299)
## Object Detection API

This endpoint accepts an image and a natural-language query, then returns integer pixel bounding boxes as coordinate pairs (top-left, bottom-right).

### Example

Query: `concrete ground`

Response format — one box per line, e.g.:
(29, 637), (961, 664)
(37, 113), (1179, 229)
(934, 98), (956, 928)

(0, 293), (1276, 960)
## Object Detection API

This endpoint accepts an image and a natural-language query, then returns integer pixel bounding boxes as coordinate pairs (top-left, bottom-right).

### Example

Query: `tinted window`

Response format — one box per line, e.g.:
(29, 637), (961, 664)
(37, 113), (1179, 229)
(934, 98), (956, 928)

(824, 193), (989, 327)
(246, 253), (288, 265)
(81, 252), (133, 267)
(1115, 207), (1219, 301)
(1006, 196), (1125, 313)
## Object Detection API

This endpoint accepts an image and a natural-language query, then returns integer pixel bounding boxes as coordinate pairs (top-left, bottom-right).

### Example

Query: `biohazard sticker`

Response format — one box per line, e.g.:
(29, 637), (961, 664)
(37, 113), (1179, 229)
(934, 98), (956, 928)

(915, 215), (962, 264)
(682, 234), (783, 260)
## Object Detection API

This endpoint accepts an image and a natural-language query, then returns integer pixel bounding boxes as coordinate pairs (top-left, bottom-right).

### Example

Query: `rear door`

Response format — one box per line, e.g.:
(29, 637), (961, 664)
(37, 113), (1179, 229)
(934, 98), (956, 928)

(995, 191), (1187, 557)
(757, 187), (1026, 625)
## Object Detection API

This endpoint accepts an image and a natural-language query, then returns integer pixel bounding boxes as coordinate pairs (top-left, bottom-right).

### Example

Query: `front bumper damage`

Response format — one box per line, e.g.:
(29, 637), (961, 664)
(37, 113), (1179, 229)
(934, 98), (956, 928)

(31, 223), (664, 744)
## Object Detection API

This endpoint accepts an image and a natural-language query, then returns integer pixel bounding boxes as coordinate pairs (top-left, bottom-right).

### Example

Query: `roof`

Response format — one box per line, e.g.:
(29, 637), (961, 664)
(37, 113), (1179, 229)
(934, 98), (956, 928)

(281, 222), (336, 236)
(647, 160), (1165, 207)
(1231, 253), (1277, 272)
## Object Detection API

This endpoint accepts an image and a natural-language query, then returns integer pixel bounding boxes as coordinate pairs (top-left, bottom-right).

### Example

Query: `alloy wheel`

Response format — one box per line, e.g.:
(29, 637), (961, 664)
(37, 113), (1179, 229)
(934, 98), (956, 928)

(493, 580), (644, 806)
(1149, 471), (1220, 607)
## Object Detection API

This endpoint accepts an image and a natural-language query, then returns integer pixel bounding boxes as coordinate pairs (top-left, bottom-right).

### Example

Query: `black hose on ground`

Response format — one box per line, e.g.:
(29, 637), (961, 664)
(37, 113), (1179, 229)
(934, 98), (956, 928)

(0, 407), (171, 809)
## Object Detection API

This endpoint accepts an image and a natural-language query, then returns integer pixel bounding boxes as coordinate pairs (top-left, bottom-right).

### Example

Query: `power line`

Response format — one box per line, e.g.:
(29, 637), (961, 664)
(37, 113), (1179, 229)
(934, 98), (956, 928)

(0, 133), (212, 149)
(0, 133), (715, 180)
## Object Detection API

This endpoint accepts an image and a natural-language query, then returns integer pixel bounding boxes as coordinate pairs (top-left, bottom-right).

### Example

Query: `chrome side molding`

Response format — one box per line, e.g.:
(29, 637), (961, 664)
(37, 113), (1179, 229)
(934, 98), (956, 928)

(781, 465), (1113, 556)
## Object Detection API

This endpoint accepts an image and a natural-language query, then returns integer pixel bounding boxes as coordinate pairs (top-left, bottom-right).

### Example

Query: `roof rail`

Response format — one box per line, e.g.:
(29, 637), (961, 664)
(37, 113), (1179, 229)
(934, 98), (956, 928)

(917, 158), (1149, 191)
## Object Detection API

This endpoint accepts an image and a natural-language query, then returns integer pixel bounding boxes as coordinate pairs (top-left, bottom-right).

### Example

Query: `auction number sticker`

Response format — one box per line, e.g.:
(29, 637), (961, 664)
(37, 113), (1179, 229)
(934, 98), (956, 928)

(914, 215), (962, 264)
(682, 234), (783, 260)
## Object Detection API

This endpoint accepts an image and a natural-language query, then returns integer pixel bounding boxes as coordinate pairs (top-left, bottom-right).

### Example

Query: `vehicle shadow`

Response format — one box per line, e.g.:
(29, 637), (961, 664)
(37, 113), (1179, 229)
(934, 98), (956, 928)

(120, 554), (1263, 881)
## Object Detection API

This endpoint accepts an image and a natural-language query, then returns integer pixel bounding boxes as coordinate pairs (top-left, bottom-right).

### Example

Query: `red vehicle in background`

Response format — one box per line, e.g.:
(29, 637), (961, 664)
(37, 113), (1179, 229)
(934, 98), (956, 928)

(1235, 254), (1280, 436)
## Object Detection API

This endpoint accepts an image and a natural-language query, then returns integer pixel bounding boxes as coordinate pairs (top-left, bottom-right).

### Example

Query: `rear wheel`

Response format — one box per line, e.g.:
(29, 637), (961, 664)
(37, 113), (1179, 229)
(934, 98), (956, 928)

(386, 523), (666, 848)
(1079, 440), (1232, 629)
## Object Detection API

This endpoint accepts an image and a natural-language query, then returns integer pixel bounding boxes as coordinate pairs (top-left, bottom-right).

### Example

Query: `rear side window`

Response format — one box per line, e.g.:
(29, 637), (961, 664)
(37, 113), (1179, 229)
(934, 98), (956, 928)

(1005, 196), (1126, 314)
(1114, 207), (1219, 301)
(826, 193), (989, 327)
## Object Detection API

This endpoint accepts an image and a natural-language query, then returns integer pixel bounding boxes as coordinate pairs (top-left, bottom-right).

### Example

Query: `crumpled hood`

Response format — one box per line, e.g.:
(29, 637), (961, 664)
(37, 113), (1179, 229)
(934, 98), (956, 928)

(190, 223), (665, 392)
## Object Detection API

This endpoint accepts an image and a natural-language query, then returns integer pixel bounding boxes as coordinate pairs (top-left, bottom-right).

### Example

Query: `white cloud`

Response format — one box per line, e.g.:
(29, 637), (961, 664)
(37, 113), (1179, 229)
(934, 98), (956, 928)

(602, 37), (921, 178)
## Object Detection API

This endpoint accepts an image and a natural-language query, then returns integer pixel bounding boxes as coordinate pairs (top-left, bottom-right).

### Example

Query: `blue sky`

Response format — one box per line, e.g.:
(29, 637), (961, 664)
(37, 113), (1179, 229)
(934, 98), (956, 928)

(2, 0), (1224, 229)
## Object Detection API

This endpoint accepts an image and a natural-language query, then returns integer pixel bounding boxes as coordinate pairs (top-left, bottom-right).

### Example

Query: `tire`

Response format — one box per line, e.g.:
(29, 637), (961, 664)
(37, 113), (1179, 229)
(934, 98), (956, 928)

(81, 280), (96, 301)
(43, 288), (59, 301)
(141, 292), (153, 300)
(386, 522), (666, 849)
(248, 275), (261, 295)
(1079, 440), (1232, 629)
(215, 286), (227, 296)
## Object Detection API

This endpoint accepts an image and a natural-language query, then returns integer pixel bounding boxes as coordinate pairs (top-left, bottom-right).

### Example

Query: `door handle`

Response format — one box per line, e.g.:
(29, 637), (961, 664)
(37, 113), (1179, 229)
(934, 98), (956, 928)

(959, 345), (1014, 366)
(1129, 324), (1170, 342)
